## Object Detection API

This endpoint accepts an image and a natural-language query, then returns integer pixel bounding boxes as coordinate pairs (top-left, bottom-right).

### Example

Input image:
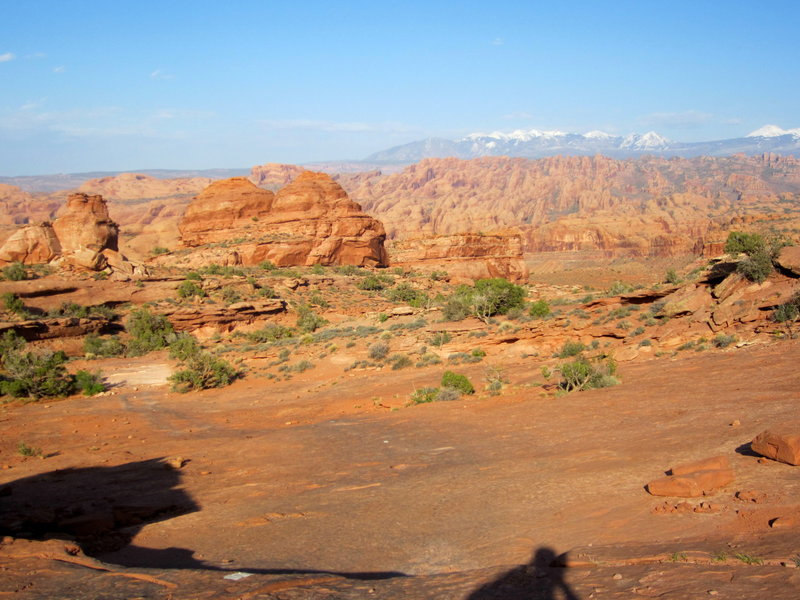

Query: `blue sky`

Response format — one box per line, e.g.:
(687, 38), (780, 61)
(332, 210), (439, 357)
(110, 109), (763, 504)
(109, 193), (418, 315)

(1, 0), (799, 175)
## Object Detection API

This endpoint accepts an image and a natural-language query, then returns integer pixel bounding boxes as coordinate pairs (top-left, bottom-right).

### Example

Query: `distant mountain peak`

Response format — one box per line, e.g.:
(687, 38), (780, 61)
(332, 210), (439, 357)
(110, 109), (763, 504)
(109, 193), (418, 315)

(746, 124), (800, 138)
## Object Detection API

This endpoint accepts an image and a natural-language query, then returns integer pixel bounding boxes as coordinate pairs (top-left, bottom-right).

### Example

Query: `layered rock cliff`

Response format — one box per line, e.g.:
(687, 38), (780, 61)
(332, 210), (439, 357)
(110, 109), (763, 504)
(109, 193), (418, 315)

(176, 172), (388, 267)
(343, 154), (800, 256)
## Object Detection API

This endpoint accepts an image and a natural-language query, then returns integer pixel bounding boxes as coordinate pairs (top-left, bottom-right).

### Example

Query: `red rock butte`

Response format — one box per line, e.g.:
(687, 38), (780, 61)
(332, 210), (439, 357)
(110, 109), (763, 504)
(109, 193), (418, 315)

(177, 173), (388, 267)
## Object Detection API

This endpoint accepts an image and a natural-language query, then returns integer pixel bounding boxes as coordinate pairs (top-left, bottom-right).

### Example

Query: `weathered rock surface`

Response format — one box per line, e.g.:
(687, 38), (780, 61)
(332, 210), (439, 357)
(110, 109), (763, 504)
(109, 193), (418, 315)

(176, 173), (388, 267)
(670, 455), (731, 476)
(388, 231), (529, 282)
(647, 469), (735, 498)
(344, 154), (800, 257)
(0, 223), (61, 264)
(775, 245), (800, 276)
(0, 316), (109, 341)
(752, 429), (800, 466)
(52, 193), (119, 254)
(159, 299), (286, 335)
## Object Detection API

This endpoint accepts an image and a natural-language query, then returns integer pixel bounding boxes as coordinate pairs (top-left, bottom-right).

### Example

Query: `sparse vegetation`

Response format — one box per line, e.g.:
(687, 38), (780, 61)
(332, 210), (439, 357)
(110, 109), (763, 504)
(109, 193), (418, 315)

(441, 370), (474, 395)
(558, 356), (619, 392)
(17, 442), (42, 457)
(169, 351), (238, 393)
(74, 370), (106, 396)
(529, 299), (551, 318)
(84, 334), (125, 358)
(557, 340), (585, 358)
(2, 262), (27, 281)
(443, 278), (526, 322)
(725, 230), (792, 283)
(125, 307), (176, 356)
(177, 280), (206, 299)
(368, 342), (390, 360)
(296, 305), (327, 333)
(1, 349), (75, 399)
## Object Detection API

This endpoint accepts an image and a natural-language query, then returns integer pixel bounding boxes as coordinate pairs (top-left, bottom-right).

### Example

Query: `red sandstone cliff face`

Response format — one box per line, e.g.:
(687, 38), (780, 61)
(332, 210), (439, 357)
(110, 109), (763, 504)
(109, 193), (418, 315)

(344, 154), (800, 256)
(176, 172), (388, 268)
(389, 232), (529, 282)
(52, 193), (119, 254)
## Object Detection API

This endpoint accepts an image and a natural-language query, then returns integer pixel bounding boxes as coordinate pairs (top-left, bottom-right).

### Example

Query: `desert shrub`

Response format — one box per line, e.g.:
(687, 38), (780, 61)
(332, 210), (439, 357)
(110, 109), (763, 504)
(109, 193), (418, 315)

(0, 330), (26, 355)
(557, 340), (585, 358)
(559, 357), (619, 392)
(257, 285), (277, 298)
(291, 360), (314, 373)
(221, 286), (242, 304)
(736, 251), (774, 283)
(247, 324), (296, 343)
(2, 262), (27, 281)
(185, 271), (202, 281)
(48, 301), (90, 318)
(429, 331), (452, 347)
(169, 352), (237, 392)
(445, 278), (526, 322)
(429, 270), (448, 281)
(17, 442), (42, 457)
(409, 387), (440, 405)
(1, 350), (75, 399)
(712, 334), (737, 348)
(529, 299), (551, 318)
(2, 293), (28, 317)
(724, 231), (765, 256)
(74, 370), (106, 396)
(442, 297), (472, 321)
(471, 348), (486, 358)
(368, 342), (390, 360)
(177, 280), (206, 299)
(168, 333), (202, 361)
(773, 292), (800, 337)
(83, 334), (125, 358)
(385, 283), (428, 307)
(358, 275), (386, 291)
(296, 305), (327, 333)
(415, 353), (443, 368)
(152, 246), (170, 256)
(335, 264), (368, 276)
(126, 307), (175, 356)
(435, 387), (461, 402)
(441, 370), (475, 395)
(389, 354), (412, 370)
(607, 281), (633, 295)
(639, 339), (652, 347)
(259, 260), (277, 271)
(308, 291), (329, 308)
(664, 269), (681, 284)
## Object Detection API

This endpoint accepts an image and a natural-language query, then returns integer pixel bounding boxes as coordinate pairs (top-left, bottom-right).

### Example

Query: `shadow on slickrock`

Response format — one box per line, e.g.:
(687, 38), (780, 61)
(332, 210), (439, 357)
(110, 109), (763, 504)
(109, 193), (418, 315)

(467, 547), (580, 600)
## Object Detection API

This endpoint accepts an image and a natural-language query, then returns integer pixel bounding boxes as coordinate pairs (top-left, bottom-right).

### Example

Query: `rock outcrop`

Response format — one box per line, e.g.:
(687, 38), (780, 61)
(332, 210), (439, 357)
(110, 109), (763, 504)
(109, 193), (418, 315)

(751, 429), (800, 466)
(388, 231), (529, 282)
(0, 193), (145, 278)
(176, 172), (388, 268)
(647, 456), (735, 498)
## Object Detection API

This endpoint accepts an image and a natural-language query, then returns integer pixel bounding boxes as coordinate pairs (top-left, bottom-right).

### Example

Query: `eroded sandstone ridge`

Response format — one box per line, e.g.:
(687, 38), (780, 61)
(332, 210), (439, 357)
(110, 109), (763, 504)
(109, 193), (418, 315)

(176, 172), (388, 267)
(0, 193), (144, 278)
(389, 231), (529, 282)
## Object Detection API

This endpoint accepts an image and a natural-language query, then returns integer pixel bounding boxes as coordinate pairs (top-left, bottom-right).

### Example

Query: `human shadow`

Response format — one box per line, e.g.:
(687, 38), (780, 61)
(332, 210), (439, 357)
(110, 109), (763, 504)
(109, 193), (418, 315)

(467, 547), (580, 600)
(0, 457), (406, 581)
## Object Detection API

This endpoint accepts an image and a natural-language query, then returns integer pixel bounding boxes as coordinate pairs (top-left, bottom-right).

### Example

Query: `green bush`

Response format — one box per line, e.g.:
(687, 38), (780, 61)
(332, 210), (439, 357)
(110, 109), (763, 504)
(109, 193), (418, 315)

(48, 301), (90, 318)
(429, 331), (452, 348)
(2, 293), (28, 317)
(0, 330), (26, 355)
(557, 340), (585, 358)
(168, 333), (202, 361)
(126, 307), (175, 356)
(74, 370), (106, 396)
(246, 324), (296, 343)
(409, 387), (440, 405)
(724, 232), (765, 256)
(389, 354), (412, 370)
(169, 352), (237, 393)
(152, 246), (170, 256)
(385, 283), (429, 307)
(712, 334), (737, 348)
(358, 275), (386, 291)
(559, 357), (619, 392)
(296, 305), (327, 333)
(83, 334), (126, 358)
(2, 262), (27, 281)
(529, 299), (551, 318)
(1, 350), (75, 399)
(185, 271), (202, 281)
(664, 269), (681, 284)
(177, 280), (206, 299)
(444, 278), (526, 322)
(736, 250), (773, 283)
(441, 370), (475, 395)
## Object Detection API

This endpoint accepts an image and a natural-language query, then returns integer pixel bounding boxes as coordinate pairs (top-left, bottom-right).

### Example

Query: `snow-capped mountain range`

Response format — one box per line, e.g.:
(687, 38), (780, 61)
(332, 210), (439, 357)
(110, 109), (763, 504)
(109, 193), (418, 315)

(365, 125), (800, 162)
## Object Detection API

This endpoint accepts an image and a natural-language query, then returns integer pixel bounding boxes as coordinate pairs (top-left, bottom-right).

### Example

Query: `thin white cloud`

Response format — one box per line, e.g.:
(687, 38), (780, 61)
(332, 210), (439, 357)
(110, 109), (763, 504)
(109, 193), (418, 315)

(0, 52), (15, 63)
(491, 38), (504, 46)
(53, 65), (66, 73)
(502, 111), (534, 120)
(260, 118), (420, 134)
(639, 110), (713, 129)
(150, 69), (174, 80)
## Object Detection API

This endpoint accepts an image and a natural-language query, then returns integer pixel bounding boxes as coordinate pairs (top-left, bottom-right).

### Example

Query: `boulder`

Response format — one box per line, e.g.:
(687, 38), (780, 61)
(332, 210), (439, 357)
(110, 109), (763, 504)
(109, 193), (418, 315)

(670, 455), (730, 476)
(775, 246), (800, 277)
(0, 223), (61, 265)
(751, 429), (800, 466)
(647, 469), (735, 498)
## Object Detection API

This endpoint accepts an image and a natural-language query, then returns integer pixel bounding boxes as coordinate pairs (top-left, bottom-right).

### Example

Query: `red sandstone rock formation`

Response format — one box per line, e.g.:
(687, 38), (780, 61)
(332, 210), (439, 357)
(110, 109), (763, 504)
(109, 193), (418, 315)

(176, 172), (388, 267)
(344, 154), (800, 257)
(388, 231), (529, 282)
(52, 193), (119, 254)
(0, 223), (61, 265)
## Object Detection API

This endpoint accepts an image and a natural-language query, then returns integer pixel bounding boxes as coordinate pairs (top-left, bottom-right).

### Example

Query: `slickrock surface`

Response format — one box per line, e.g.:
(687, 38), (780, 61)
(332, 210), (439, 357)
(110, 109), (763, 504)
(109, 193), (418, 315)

(176, 173), (388, 267)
